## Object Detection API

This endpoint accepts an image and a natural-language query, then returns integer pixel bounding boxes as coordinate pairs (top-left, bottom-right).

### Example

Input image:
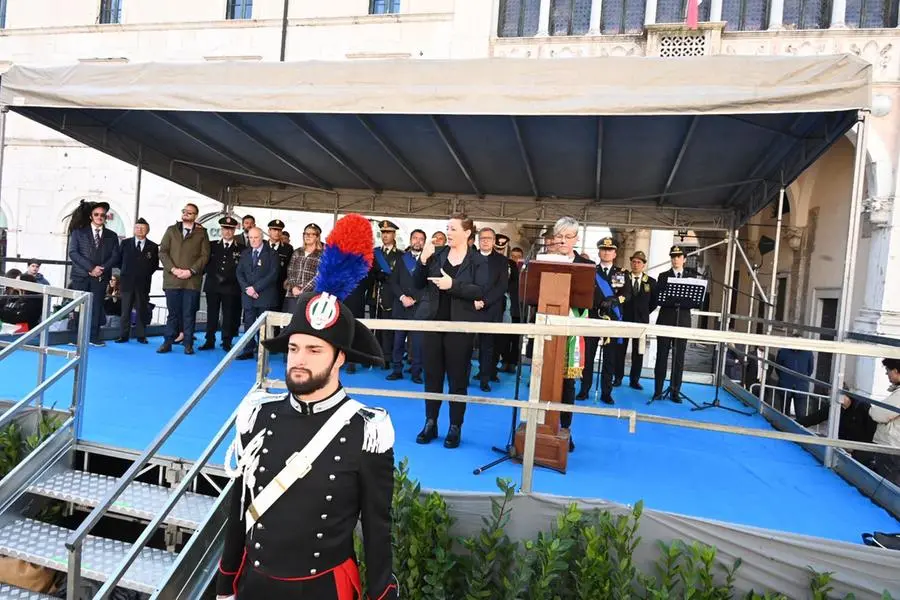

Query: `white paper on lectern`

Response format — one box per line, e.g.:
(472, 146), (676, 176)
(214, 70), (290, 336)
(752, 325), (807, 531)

(680, 277), (708, 290)
(534, 254), (573, 264)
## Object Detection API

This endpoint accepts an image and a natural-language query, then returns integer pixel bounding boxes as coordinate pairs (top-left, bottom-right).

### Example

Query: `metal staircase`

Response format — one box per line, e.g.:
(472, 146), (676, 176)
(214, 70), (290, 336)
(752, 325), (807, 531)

(0, 276), (273, 599)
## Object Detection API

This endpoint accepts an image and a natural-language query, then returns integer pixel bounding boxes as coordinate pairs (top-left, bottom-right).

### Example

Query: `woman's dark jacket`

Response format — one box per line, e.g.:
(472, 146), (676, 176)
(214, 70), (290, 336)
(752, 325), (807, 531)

(413, 246), (488, 322)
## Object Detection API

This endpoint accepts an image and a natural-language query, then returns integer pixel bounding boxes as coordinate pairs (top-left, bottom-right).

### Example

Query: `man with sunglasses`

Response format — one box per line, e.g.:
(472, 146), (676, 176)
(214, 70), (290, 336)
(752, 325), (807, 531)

(67, 201), (121, 346)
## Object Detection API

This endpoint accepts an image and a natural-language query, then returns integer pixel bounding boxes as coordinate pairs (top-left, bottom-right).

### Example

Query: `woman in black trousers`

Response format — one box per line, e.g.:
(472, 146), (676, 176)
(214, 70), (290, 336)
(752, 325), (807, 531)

(413, 214), (488, 448)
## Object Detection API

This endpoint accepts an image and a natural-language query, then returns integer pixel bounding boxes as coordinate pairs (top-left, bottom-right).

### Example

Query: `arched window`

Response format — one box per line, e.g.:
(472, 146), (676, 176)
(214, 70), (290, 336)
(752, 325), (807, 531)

(657, 0), (711, 23)
(497, 0), (542, 36)
(551, 0), (592, 35)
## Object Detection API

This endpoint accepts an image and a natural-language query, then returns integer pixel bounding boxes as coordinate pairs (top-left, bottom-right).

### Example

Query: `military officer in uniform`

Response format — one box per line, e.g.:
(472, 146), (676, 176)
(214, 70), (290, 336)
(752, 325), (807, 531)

(369, 220), (401, 367)
(200, 216), (243, 351)
(653, 245), (699, 402)
(579, 236), (630, 405)
(618, 251), (658, 389)
(216, 291), (398, 600)
(267, 219), (294, 304)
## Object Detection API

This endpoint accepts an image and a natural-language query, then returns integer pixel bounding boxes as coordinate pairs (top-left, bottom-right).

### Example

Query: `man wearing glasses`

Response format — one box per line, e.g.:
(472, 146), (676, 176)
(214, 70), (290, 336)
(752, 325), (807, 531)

(67, 201), (121, 346)
(158, 204), (210, 355)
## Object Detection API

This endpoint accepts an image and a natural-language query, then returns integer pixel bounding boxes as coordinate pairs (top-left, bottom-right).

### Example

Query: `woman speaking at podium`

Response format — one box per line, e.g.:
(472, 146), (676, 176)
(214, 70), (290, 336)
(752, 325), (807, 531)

(550, 217), (592, 451)
(413, 214), (488, 449)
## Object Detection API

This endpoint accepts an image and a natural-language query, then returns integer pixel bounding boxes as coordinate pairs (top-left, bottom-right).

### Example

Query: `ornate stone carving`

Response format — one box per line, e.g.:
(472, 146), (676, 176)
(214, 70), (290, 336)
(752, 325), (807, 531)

(863, 195), (895, 227)
(782, 226), (804, 251)
(849, 41), (893, 72)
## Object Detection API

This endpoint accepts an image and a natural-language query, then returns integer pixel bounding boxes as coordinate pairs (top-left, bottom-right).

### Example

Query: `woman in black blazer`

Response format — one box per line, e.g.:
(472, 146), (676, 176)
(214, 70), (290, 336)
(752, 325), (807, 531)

(413, 214), (488, 448)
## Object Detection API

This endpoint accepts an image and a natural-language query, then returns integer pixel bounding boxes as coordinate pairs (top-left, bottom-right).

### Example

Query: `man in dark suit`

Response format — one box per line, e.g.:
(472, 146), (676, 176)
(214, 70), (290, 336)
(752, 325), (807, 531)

(267, 219), (293, 303)
(116, 217), (158, 344)
(370, 220), (401, 367)
(238, 214), (255, 247)
(579, 237), (630, 405)
(236, 227), (279, 360)
(473, 227), (510, 393)
(386, 229), (426, 383)
(496, 239), (522, 374)
(67, 201), (121, 346)
(617, 250), (658, 390)
(200, 216), (243, 352)
(653, 245), (700, 402)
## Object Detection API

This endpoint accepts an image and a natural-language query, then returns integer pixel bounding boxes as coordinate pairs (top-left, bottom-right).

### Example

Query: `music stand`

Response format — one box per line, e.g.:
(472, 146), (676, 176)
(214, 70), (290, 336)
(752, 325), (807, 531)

(648, 278), (705, 408)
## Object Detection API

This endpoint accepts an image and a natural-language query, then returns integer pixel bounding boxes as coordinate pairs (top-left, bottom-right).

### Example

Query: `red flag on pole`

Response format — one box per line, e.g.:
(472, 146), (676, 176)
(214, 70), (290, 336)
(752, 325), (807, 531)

(686, 0), (700, 28)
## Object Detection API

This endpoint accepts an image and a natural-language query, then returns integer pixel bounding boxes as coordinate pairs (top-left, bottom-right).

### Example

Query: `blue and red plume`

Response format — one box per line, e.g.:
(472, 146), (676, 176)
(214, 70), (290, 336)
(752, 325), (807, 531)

(314, 213), (375, 301)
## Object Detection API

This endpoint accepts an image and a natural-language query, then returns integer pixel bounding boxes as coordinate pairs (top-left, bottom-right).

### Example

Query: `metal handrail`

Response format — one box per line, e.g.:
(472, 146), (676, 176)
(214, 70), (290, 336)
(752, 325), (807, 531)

(64, 311), (270, 599)
(0, 356), (79, 429)
(96, 384), (258, 598)
(0, 276), (84, 299)
(0, 295), (83, 362)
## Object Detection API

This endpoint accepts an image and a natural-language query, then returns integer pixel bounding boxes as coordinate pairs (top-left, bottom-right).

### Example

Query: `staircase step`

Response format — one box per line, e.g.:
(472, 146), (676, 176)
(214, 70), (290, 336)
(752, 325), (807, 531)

(28, 468), (215, 530)
(0, 584), (56, 599)
(0, 518), (175, 594)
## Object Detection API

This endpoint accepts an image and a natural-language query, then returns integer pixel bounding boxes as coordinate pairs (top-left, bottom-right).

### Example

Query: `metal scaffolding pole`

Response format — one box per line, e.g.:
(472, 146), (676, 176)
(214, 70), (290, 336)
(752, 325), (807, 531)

(716, 228), (738, 388)
(757, 187), (785, 413)
(826, 112), (869, 468)
(134, 145), (143, 220)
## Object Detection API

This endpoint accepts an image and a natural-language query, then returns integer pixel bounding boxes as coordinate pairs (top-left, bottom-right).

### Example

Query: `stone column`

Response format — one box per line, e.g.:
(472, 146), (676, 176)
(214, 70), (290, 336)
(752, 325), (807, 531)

(645, 0), (658, 25)
(710, 0), (724, 21)
(830, 0), (847, 27)
(537, 0), (552, 36)
(589, 0), (603, 34)
(852, 196), (900, 397)
(768, 0), (785, 29)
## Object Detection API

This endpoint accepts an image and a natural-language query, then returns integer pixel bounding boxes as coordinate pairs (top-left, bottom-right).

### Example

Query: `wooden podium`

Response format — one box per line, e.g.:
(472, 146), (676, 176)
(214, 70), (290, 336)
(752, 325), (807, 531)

(513, 259), (596, 473)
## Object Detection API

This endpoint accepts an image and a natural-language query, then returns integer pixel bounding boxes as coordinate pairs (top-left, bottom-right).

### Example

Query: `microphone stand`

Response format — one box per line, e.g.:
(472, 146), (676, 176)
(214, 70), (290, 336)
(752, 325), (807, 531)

(474, 243), (542, 475)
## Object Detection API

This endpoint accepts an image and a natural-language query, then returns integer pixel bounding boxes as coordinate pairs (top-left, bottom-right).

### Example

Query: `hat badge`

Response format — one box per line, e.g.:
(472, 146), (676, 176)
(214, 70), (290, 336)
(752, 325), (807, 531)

(306, 293), (341, 331)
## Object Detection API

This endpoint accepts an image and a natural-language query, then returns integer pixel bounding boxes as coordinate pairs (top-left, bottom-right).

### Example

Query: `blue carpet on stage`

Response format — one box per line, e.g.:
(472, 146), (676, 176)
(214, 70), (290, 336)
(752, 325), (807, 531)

(1, 338), (897, 544)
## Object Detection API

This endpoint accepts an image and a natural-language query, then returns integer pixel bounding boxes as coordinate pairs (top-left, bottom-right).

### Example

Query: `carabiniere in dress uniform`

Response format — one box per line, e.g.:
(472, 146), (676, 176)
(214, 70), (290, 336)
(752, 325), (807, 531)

(216, 252), (399, 598)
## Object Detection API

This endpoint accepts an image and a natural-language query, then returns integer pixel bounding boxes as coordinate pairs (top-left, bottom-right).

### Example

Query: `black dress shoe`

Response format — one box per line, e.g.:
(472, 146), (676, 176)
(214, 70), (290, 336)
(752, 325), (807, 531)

(576, 390), (588, 401)
(601, 396), (614, 405)
(612, 378), (623, 387)
(444, 425), (461, 449)
(236, 351), (255, 361)
(137, 338), (148, 344)
(411, 374), (423, 384)
(672, 394), (683, 404)
(480, 382), (491, 393)
(184, 346), (195, 355)
(416, 419), (438, 444)
(115, 337), (128, 344)
(386, 372), (402, 381)
(156, 342), (172, 354)
(629, 381), (644, 390)
(222, 341), (232, 351)
(563, 429), (575, 452)
(198, 340), (215, 351)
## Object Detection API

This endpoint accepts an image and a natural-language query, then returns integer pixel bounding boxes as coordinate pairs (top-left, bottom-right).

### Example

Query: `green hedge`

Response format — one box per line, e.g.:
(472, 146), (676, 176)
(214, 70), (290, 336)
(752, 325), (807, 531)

(354, 459), (893, 600)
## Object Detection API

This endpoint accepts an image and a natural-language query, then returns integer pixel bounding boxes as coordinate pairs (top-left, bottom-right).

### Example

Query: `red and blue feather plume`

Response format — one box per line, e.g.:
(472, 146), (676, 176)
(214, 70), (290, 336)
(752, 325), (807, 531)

(314, 213), (374, 301)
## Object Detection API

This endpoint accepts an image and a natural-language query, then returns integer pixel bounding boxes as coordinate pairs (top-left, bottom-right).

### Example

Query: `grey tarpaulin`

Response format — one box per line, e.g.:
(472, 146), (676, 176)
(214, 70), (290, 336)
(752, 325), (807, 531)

(435, 491), (899, 599)
(0, 55), (871, 226)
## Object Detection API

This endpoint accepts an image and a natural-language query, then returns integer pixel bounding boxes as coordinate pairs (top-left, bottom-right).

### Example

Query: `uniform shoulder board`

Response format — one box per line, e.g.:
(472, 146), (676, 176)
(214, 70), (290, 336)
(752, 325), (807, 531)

(236, 390), (283, 435)
(358, 407), (395, 454)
